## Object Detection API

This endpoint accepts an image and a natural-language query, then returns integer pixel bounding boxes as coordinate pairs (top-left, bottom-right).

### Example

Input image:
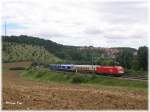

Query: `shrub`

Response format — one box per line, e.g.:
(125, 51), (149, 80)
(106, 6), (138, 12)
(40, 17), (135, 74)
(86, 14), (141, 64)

(35, 72), (43, 78)
(71, 75), (89, 83)
(125, 69), (147, 76)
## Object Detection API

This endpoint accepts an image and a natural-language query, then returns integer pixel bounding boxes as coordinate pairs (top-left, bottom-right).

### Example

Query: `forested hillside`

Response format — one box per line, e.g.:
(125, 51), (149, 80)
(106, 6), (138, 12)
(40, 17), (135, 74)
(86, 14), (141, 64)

(2, 35), (148, 72)
(3, 42), (62, 64)
(2, 35), (136, 64)
(2, 35), (107, 64)
(2, 35), (79, 60)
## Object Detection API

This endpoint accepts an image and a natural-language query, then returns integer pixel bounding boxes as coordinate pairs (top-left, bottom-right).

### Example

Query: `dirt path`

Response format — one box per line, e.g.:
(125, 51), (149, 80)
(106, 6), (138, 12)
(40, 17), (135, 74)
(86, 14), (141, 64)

(2, 70), (148, 110)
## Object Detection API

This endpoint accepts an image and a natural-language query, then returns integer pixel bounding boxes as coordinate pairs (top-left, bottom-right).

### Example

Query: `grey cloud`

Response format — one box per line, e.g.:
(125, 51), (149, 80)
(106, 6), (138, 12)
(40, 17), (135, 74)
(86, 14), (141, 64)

(105, 34), (148, 48)
(106, 39), (124, 44)
(2, 0), (148, 48)
(73, 22), (85, 26)
(38, 32), (68, 38)
(104, 33), (147, 40)
(84, 28), (103, 35)
(105, 36), (128, 40)
(99, 1), (148, 24)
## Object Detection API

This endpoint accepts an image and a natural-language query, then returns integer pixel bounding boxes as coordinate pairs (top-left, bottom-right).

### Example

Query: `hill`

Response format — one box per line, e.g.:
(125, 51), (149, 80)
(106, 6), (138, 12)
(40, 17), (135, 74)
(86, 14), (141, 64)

(2, 35), (137, 65)
(3, 42), (62, 64)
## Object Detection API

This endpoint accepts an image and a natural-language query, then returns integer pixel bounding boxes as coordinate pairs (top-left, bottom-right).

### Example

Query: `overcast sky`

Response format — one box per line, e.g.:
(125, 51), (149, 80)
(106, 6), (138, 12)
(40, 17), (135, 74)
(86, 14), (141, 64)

(2, 0), (148, 48)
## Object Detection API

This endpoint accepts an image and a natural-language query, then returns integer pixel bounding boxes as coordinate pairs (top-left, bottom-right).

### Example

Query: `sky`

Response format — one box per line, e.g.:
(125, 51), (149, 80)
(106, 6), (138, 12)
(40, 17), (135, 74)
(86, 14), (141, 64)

(1, 0), (148, 48)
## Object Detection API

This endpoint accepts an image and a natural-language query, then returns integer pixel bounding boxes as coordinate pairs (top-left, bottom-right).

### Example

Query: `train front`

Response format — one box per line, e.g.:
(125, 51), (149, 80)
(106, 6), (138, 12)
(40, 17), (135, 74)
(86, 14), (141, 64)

(115, 66), (124, 76)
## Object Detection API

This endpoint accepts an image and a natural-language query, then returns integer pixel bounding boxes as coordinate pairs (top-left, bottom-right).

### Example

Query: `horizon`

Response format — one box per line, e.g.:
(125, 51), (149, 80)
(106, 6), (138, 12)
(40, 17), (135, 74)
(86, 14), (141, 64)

(2, 0), (148, 49)
(3, 35), (147, 50)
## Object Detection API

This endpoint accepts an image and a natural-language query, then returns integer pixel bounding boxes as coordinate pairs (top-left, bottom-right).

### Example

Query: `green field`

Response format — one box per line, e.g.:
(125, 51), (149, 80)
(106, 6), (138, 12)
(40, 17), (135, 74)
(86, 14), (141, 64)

(22, 68), (148, 89)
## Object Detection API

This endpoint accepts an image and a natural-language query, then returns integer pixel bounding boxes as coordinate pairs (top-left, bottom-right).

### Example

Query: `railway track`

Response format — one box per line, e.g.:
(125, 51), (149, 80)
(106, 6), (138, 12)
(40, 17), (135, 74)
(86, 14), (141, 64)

(120, 75), (148, 81)
(48, 69), (148, 81)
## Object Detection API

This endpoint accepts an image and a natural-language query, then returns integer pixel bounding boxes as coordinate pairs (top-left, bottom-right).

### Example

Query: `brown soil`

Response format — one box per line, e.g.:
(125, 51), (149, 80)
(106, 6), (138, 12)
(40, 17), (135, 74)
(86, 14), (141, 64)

(3, 61), (32, 69)
(2, 63), (148, 110)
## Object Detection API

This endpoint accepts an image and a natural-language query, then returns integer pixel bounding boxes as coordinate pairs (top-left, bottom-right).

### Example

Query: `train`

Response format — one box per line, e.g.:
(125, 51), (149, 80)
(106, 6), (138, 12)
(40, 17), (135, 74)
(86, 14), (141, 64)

(49, 64), (124, 76)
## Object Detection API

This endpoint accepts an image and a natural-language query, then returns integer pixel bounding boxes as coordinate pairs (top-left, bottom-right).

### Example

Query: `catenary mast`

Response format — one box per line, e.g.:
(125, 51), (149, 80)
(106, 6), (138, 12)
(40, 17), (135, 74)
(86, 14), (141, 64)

(5, 21), (7, 36)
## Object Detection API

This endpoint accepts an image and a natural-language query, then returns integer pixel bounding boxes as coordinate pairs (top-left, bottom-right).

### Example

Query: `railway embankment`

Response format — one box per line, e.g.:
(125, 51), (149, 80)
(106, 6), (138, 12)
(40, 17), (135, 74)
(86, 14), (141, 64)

(22, 68), (148, 89)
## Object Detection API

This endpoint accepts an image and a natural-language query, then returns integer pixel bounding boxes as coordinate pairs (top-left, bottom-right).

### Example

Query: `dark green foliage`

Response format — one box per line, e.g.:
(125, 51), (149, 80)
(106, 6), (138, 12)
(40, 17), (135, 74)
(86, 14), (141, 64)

(131, 56), (139, 70)
(116, 49), (134, 69)
(130, 46), (148, 72)
(137, 46), (148, 71)
(115, 46), (148, 72)
(96, 58), (115, 66)
(125, 69), (148, 77)
(71, 75), (90, 83)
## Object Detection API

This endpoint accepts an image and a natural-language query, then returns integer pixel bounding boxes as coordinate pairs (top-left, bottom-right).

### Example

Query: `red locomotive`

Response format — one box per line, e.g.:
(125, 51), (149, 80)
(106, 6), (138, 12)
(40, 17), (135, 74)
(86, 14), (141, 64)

(96, 66), (124, 76)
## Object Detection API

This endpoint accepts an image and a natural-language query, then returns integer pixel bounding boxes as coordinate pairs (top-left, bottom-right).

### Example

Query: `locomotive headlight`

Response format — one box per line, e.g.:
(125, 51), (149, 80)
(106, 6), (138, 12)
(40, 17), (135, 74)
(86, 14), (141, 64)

(119, 70), (124, 73)
(116, 66), (124, 74)
(118, 69), (124, 73)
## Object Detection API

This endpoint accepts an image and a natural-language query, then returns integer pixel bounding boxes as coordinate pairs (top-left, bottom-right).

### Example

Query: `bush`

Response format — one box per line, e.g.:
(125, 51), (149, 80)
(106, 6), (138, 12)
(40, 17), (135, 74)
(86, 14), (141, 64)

(35, 72), (43, 78)
(125, 69), (147, 76)
(71, 75), (90, 83)
(71, 76), (83, 83)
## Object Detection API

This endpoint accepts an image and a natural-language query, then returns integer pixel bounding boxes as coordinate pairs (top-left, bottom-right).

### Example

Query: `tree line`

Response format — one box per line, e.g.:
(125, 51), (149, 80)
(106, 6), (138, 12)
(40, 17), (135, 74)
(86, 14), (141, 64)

(116, 46), (148, 71)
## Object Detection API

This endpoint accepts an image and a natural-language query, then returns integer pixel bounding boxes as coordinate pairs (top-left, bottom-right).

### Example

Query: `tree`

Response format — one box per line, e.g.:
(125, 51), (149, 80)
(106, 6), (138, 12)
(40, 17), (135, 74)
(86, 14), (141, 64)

(116, 49), (133, 69)
(131, 56), (139, 70)
(137, 46), (148, 71)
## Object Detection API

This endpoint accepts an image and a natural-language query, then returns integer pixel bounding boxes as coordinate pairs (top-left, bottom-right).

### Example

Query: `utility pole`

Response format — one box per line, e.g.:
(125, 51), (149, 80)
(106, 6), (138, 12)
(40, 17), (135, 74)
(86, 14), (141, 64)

(90, 43), (94, 74)
(5, 21), (7, 36)
(88, 40), (94, 73)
